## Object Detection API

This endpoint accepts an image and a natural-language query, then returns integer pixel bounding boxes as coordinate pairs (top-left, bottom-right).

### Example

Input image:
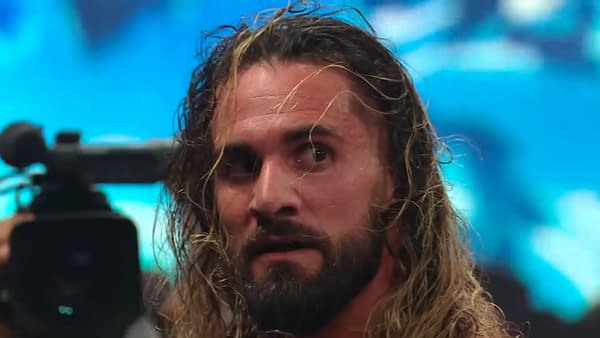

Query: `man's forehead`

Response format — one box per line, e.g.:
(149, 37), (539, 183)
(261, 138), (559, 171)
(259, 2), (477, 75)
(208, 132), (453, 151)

(216, 62), (357, 110)
(210, 61), (383, 147)
(211, 104), (356, 149)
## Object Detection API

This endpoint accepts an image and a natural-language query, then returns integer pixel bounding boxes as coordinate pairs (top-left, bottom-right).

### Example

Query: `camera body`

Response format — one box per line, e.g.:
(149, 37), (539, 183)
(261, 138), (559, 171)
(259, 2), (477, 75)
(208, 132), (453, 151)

(10, 214), (141, 338)
(0, 122), (173, 338)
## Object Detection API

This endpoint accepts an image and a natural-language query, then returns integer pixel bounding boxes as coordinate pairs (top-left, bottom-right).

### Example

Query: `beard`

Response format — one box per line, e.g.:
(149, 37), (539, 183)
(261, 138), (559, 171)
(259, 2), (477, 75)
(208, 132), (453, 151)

(231, 216), (385, 336)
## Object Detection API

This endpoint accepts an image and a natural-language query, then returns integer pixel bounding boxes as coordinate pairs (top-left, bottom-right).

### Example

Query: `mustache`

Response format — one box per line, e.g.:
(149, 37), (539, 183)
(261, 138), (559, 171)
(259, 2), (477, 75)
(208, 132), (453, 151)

(241, 217), (330, 260)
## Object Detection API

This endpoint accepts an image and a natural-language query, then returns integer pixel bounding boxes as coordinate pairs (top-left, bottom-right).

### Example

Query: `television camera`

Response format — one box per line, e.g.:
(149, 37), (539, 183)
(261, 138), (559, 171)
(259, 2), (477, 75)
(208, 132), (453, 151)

(0, 122), (173, 338)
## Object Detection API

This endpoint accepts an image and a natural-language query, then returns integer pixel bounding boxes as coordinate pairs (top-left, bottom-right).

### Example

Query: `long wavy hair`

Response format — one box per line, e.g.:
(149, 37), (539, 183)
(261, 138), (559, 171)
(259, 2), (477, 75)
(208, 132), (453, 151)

(162, 2), (515, 338)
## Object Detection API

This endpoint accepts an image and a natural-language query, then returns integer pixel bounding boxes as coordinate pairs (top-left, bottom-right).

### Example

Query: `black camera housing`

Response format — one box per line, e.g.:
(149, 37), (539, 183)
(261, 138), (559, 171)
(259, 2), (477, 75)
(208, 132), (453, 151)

(0, 122), (172, 338)
(10, 214), (141, 338)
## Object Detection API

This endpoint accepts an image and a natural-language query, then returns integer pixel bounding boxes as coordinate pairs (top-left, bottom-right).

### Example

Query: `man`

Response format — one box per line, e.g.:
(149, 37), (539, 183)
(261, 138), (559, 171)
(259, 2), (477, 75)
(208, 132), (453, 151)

(163, 2), (513, 338)
(0, 214), (34, 338)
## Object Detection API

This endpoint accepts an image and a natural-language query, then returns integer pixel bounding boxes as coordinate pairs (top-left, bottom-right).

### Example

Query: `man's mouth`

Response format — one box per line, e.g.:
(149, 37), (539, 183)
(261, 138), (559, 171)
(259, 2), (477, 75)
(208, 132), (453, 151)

(249, 236), (319, 258)
(257, 240), (314, 254)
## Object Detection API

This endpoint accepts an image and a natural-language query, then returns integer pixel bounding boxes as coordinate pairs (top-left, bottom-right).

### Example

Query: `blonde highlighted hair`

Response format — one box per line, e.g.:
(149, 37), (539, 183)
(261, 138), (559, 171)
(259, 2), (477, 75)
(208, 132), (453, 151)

(163, 2), (517, 337)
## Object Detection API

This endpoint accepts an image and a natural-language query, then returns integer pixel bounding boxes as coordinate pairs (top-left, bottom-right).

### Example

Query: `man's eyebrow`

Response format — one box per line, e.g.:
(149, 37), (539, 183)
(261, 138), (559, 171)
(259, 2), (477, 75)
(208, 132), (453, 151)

(220, 143), (254, 156)
(282, 125), (341, 143)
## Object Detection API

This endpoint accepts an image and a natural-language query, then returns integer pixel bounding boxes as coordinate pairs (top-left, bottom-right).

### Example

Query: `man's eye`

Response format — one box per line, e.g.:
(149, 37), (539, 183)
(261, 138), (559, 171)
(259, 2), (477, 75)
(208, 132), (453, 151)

(295, 143), (331, 170)
(219, 156), (261, 180)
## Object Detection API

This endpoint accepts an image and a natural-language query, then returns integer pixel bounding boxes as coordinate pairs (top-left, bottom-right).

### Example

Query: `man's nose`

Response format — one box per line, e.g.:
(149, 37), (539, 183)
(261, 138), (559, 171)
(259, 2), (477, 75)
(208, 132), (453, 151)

(250, 159), (299, 218)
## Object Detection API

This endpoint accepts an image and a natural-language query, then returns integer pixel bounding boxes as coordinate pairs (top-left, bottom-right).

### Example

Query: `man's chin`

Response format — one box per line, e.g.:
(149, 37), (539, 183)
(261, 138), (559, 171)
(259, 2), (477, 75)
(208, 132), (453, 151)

(250, 252), (322, 278)
(240, 260), (352, 336)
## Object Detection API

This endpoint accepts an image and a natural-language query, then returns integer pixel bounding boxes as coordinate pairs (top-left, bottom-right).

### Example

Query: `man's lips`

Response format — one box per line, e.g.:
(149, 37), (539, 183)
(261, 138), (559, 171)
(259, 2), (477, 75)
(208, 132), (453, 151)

(247, 235), (320, 258)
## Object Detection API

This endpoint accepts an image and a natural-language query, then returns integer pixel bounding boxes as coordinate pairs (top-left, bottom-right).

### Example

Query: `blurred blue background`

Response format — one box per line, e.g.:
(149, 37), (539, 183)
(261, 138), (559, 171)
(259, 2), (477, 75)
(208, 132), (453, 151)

(1, 0), (598, 330)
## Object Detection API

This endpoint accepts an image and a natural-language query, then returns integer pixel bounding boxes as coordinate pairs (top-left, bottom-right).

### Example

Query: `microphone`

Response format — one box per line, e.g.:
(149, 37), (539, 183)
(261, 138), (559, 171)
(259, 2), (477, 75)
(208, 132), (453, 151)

(0, 122), (47, 169)
(0, 121), (175, 183)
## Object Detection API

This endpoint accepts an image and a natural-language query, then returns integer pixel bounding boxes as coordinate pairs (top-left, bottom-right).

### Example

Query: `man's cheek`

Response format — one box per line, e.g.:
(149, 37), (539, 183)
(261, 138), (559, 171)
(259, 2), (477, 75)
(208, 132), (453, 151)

(224, 231), (245, 259)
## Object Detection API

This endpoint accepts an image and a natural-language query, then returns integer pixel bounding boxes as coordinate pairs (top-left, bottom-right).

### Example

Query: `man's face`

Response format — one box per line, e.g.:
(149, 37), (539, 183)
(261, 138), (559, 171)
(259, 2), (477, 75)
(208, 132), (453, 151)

(212, 61), (394, 334)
